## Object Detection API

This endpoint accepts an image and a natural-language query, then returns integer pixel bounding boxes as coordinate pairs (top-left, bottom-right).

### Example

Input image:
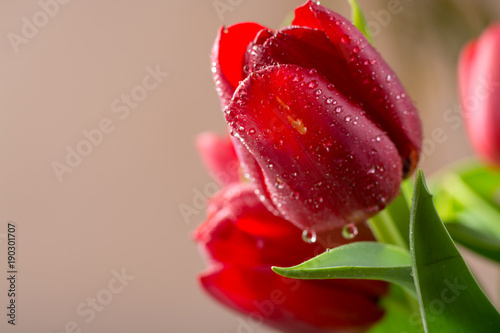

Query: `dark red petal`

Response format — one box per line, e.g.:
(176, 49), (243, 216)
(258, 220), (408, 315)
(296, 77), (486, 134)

(196, 132), (240, 186)
(226, 64), (402, 231)
(211, 23), (268, 108)
(293, 2), (422, 176)
(200, 265), (384, 333)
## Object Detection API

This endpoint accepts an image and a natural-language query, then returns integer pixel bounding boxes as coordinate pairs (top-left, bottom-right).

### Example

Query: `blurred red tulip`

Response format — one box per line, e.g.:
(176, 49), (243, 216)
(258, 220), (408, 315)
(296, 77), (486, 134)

(194, 182), (388, 333)
(211, 1), (422, 232)
(459, 24), (500, 165)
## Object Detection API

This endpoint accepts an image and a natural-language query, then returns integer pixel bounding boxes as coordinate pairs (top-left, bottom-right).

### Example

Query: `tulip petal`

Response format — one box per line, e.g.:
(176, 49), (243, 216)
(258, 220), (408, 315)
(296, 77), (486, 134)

(199, 265), (384, 333)
(459, 24), (500, 164)
(226, 64), (402, 231)
(211, 23), (267, 108)
(195, 183), (313, 267)
(293, 1), (422, 176)
(196, 132), (240, 186)
(244, 27), (360, 101)
(195, 183), (389, 331)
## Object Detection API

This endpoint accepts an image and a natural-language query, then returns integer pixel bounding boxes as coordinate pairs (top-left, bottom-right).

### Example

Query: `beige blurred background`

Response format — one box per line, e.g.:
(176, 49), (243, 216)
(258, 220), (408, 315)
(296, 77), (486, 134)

(1, 0), (499, 332)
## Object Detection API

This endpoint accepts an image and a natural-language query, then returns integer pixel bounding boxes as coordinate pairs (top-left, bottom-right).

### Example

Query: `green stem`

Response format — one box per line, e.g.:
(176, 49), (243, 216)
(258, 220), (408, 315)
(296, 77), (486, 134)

(367, 180), (413, 250)
(367, 181), (419, 321)
(367, 210), (407, 249)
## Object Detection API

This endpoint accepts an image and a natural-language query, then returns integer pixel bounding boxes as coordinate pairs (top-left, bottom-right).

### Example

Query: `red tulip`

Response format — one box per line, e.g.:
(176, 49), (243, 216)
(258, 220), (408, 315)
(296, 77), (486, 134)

(459, 24), (500, 165)
(194, 182), (388, 333)
(211, 1), (422, 232)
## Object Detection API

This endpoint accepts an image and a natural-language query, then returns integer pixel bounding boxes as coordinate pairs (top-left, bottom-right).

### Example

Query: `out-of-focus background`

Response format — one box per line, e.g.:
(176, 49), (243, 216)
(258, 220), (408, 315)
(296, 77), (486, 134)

(1, 0), (499, 332)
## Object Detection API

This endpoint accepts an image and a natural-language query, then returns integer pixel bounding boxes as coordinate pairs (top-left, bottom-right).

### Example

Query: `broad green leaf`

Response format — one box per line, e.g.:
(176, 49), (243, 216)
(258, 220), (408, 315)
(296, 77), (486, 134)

(348, 0), (374, 44)
(446, 222), (500, 263)
(272, 241), (416, 298)
(433, 161), (500, 260)
(410, 170), (500, 333)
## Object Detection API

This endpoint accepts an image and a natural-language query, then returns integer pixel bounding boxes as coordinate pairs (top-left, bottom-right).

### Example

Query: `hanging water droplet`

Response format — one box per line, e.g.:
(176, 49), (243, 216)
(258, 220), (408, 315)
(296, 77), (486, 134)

(342, 223), (359, 240)
(302, 229), (317, 244)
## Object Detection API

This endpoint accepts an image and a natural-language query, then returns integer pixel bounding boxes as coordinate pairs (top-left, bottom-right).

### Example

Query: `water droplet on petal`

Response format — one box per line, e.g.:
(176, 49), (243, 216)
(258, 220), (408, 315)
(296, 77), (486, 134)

(308, 80), (319, 89)
(315, 89), (322, 96)
(353, 46), (360, 53)
(386, 75), (392, 82)
(342, 223), (359, 240)
(344, 115), (352, 122)
(248, 129), (256, 134)
(325, 97), (334, 104)
(367, 165), (376, 174)
(340, 35), (351, 44)
(302, 229), (317, 244)
(334, 106), (343, 113)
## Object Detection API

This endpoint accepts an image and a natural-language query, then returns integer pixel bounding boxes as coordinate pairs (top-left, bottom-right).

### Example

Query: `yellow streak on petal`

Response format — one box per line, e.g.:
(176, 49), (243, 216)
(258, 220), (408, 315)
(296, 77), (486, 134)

(287, 116), (307, 135)
(276, 96), (290, 111)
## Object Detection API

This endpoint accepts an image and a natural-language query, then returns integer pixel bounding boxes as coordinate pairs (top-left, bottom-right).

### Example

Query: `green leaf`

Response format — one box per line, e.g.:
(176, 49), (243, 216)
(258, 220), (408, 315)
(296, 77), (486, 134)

(272, 241), (416, 298)
(410, 170), (500, 333)
(432, 161), (500, 261)
(446, 222), (500, 263)
(348, 0), (374, 44)
(368, 180), (413, 250)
